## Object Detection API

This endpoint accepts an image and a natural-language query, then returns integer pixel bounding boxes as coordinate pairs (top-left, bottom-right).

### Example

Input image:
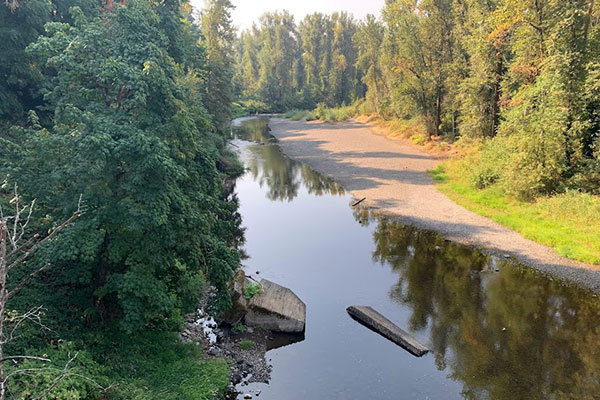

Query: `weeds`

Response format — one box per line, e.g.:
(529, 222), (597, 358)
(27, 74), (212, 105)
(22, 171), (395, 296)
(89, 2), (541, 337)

(243, 283), (261, 300)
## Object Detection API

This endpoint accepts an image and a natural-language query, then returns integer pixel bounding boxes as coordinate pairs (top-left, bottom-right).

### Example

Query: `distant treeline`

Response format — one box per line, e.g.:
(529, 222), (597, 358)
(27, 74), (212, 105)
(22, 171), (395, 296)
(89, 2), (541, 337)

(236, 1), (600, 199)
(234, 11), (365, 111)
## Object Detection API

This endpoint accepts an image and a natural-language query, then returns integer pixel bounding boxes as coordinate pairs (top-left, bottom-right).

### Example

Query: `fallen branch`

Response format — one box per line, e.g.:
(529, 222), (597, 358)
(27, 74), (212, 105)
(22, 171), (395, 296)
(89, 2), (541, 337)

(351, 197), (366, 207)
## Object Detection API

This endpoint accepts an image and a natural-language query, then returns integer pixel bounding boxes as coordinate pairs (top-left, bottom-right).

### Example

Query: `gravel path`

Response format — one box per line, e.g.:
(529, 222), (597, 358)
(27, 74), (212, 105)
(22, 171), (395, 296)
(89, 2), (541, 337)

(268, 118), (600, 292)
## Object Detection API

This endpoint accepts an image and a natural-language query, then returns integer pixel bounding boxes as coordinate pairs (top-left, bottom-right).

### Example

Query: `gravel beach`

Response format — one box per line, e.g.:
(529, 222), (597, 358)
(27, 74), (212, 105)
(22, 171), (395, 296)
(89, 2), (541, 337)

(268, 117), (600, 293)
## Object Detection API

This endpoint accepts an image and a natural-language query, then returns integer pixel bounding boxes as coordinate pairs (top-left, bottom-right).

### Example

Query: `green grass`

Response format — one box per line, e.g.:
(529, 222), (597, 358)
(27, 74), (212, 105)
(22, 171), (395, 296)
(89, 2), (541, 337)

(282, 109), (317, 121)
(239, 340), (254, 350)
(232, 322), (247, 333)
(430, 161), (600, 264)
(93, 332), (229, 400)
(315, 103), (359, 122)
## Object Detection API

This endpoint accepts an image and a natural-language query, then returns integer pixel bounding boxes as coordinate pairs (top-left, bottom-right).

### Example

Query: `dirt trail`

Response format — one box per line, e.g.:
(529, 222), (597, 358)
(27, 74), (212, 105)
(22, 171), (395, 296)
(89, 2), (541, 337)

(268, 118), (600, 292)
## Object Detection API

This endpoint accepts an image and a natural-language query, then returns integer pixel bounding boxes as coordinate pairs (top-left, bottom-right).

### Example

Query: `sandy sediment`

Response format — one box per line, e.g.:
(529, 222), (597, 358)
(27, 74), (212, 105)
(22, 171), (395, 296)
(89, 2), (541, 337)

(267, 117), (600, 293)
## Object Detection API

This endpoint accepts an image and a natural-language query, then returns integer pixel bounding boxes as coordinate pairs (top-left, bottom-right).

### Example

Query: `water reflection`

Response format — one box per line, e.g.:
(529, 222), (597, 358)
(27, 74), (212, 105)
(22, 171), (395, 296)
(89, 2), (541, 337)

(364, 209), (600, 400)
(231, 117), (276, 144)
(232, 117), (600, 399)
(231, 118), (344, 201)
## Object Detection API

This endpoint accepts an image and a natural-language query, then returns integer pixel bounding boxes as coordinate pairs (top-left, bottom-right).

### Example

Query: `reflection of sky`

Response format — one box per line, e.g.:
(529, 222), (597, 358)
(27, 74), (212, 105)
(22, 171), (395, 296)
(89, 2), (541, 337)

(191, 0), (386, 31)
(231, 117), (600, 400)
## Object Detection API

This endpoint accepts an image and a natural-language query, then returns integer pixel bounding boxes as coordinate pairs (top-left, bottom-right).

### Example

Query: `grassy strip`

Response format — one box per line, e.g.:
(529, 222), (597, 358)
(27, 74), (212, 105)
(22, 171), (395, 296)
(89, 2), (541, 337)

(430, 160), (600, 264)
(94, 332), (229, 400)
(282, 109), (317, 121)
(315, 103), (359, 122)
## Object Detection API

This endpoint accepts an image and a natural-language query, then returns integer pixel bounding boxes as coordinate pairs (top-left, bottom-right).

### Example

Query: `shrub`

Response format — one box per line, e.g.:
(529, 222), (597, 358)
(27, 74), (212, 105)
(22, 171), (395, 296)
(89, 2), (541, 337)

(243, 283), (261, 300)
(315, 101), (361, 123)
(410, 134), (427, 146)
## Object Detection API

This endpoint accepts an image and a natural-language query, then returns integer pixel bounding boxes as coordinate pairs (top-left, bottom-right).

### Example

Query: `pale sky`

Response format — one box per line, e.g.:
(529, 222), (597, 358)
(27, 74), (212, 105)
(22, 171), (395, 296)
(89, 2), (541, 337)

(191, 0), (385, 31)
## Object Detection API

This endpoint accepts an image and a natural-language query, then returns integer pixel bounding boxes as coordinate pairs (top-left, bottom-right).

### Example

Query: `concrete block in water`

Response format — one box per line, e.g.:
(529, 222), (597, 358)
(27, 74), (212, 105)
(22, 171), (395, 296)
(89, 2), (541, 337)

(245, 279), (306, 333)
(347, 305), (429, 357)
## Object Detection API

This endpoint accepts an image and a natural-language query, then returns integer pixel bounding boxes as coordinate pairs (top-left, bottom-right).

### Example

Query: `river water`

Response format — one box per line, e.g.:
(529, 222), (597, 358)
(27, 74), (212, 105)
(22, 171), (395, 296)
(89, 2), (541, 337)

(229, 117), (600, 400)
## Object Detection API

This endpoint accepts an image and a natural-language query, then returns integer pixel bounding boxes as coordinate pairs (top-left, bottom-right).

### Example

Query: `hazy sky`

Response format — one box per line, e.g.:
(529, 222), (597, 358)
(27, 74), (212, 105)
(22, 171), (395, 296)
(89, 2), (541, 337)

(191, 0), (385, 31)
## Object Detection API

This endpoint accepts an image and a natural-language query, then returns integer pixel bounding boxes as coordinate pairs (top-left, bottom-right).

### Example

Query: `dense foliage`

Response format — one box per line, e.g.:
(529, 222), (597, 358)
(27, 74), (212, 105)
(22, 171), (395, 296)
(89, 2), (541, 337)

(1, 0), (240, 397)
(369, 0), (600, 199)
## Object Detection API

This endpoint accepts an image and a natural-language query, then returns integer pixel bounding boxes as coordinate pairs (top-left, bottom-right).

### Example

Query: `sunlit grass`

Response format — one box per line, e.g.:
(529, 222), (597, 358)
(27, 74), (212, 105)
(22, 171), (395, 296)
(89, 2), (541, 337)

(315, 102), (361, 122)
(430, 161), (600, 264)
(282, 109), (317, 121)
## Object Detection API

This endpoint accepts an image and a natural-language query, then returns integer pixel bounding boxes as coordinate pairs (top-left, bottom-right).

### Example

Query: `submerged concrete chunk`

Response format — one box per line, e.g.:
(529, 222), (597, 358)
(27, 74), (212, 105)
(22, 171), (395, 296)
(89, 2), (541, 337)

(245, 279), (306, 333)
(347, 305), (429, 357)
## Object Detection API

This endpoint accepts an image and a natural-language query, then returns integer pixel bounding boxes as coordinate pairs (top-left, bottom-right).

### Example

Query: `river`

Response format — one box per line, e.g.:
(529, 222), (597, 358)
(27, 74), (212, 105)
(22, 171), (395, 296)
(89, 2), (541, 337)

(229, 117), (600, 400)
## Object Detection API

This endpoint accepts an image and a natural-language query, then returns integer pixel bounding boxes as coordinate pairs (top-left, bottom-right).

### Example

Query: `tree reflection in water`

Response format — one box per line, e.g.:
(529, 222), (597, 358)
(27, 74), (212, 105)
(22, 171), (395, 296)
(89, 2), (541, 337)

(360, 208), (600, 400)
(231, 117), (344, 201)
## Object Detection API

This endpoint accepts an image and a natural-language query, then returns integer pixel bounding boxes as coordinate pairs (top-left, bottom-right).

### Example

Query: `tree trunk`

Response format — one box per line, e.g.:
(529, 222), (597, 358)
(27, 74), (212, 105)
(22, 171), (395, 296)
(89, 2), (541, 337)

(0, 221), (7, 400)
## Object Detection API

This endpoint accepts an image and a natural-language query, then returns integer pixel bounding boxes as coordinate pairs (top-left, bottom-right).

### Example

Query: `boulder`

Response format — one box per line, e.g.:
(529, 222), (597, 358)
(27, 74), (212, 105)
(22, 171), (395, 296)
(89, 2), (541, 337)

(221, 270), (250, 325)
(245, 279), (306, 333)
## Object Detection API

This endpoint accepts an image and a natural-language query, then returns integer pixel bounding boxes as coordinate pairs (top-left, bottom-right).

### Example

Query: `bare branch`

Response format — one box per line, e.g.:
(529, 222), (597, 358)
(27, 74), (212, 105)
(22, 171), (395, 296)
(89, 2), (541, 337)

(6, 233), (40, 262)
(7, 211), (81, 272)
(0, 356), (50, 363)
(32, 352), (78, 400)
(7, 263), (50, 299)
(3, 306), (48, 345)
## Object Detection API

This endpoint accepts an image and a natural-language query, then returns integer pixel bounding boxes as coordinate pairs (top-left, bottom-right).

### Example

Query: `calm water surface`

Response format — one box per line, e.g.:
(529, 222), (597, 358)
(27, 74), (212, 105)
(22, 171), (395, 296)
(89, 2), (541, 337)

(229, 117), (600, 400)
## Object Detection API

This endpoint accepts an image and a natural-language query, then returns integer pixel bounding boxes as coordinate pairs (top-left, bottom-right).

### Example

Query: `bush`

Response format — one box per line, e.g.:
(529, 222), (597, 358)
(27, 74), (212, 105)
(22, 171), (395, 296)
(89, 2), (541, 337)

(410, 134), (427, 146)
(6, 342), (108, 400)
(315, 101), (362, 123)
(93, 332), (229, 400)
(243, 283), (261, 300)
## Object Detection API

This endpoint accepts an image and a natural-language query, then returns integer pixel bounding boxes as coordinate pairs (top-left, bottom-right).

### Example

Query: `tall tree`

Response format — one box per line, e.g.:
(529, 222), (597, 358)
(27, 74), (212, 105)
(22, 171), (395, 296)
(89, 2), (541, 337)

(6, 0), (240, 331)
(355, 14), (386, 113)
(201, 0), (236, 134)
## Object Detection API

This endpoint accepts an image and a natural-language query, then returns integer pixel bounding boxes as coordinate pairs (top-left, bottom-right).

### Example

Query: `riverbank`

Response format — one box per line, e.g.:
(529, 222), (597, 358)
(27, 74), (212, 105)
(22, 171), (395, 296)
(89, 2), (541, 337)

(267, 117), (600, 292)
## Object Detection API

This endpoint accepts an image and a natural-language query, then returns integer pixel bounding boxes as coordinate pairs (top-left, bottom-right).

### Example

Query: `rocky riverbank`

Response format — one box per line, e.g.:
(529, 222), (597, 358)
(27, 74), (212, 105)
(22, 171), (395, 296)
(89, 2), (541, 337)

(180, 272), (306, 399)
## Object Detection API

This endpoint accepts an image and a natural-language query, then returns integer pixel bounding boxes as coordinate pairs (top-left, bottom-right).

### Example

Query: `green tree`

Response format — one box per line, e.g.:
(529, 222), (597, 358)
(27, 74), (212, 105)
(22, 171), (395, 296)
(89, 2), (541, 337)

(256, 11), (302, 111)
(201, 0), (236, 134)
(355, 14), (386, 113)
(7, 0), (240, 332)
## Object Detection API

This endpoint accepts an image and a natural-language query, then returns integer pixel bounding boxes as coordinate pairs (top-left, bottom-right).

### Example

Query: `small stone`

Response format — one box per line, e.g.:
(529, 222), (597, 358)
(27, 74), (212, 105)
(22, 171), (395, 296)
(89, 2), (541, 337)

(256, 271), (260, 274)
(244, 394), (252, 399)
(502, 327), (507, 331)
(503, 254), (511, 259)
(231, 373), (242, 385)
(434, 246), (440, 251)
(207, 348), (218, 356)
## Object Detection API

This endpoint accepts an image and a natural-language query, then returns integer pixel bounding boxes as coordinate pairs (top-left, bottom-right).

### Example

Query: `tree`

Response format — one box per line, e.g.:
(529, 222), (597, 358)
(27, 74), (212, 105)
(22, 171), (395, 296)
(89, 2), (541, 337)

(256, 11), (302, 111)
(7, 0), (241, 332)
(355, 14), (386, 113)
(201, 0), (236, 134)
